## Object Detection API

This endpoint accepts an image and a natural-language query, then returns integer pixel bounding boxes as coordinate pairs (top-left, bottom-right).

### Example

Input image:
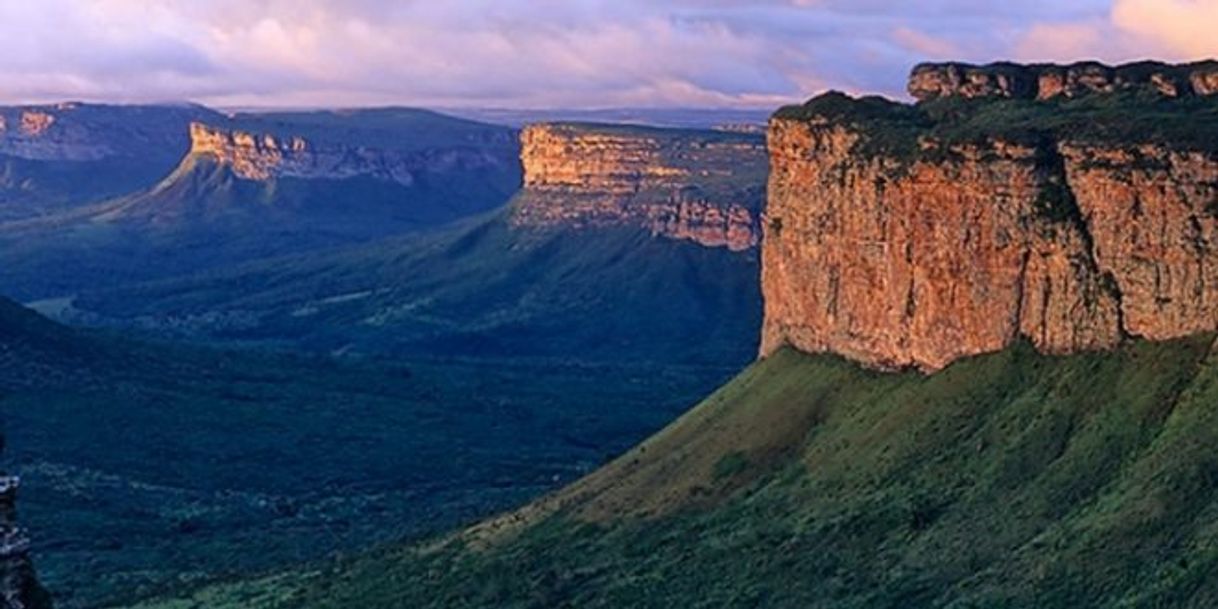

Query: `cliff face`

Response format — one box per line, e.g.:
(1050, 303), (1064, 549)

(187, 121), (514, 186)
(909, 60), (1218, 101)
(0, 103), (224, 222)
(186, 110), (519, 187)
(764, 63), (1218, 371)
(0, 103), (215, 163)
(0, 448), (49, 609)
(512, 124), (767, 251)
(0, 106), (110, 161)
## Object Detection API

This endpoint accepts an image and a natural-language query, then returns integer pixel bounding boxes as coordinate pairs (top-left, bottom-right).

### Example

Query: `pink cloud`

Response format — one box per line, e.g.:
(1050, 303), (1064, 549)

(1112, 0), (1218, 59)
(3, 1), (1212, 109)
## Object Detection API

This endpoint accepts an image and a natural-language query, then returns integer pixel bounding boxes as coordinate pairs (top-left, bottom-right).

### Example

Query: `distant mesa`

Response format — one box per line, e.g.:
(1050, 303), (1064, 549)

(0, 102), (223, 222)
(909, 60), (1218, 101)
(513, 123), (768, 251)
(185, 109), (520, 186)
(188, 123), (310, 181)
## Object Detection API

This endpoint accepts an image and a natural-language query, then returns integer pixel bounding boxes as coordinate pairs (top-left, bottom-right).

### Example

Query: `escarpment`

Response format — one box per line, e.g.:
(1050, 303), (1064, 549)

(909, 60), (1218, 101)
(764, 63), (1218, 371)
(0, 103), (217, 163)
(187, 115), (517, 185)
(512, 123), (767, 251)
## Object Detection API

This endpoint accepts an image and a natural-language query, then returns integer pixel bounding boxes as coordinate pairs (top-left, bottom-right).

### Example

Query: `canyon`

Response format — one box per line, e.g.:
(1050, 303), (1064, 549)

(512, 123), (766, 251)
(763, 61), (1218, 371)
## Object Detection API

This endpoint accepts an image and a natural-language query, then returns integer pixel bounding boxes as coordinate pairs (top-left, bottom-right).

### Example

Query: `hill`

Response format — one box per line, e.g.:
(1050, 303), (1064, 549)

(0, 300), (733, 609)
(125, 336), (1218, 608)
(0, 109), (521, 301)
(67, 209), (761, 366)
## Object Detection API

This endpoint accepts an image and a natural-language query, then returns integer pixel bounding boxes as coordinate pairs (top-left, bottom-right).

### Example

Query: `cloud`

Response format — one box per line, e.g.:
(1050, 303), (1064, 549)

(0, 1), (1202, 109)
(1112, 0), (1218, 59)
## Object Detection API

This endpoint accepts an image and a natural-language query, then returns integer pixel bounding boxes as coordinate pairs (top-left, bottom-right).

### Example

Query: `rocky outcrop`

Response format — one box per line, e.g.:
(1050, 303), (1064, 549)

(0, 106), (112, 161)
(909, 60), (1218, 101)
(0, 103), (217, 163)
(188, 117), (517, 186)
(764, 70), (1218, 371)
(511, 123), (767, 251)
(0, 445), (50, 609)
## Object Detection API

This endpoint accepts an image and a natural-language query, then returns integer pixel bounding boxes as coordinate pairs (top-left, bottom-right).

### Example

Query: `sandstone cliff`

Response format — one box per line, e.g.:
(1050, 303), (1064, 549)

(909, 60), (1218, 101)
(0, 103), (224, 222)
(0, 103), (216, 163)
(186, 109), (519, 186)
(764, 63), (1218, 371)
(512, 123), (766, 251)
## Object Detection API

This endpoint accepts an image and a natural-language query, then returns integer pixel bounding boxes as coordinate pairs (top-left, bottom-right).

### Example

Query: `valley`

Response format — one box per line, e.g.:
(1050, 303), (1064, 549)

(109, 60), (1218, 609)
(55, 122), (766, 366)
(6, 53), (1218, 609)
(0, 108), (521, 301)
(0, 295), (741, 608)
(0, 108), (768, 607)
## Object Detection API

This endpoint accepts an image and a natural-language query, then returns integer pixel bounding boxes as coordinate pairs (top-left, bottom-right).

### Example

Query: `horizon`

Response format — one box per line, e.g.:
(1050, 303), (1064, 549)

(10, 56), (1215, 117)
(2, 1), (1215, 109)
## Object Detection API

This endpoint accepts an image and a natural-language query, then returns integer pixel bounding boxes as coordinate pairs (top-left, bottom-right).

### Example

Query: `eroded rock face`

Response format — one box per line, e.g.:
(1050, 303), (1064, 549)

(512, 123), (767, 250)
(910, 61), (1218, 101)
(0, 105), (115, 161)
(0, 448), (50, 609)
(188, 121), (514, 185)
(763, 98), (1218, 371)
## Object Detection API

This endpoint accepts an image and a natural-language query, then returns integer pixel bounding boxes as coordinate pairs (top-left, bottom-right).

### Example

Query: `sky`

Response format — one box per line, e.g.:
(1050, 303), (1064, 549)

(1, 0), (1216, 109)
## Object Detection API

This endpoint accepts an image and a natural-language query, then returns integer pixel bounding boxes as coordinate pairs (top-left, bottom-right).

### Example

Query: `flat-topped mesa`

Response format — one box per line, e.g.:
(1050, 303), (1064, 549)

(187, 112), (518, 185)
(188, 122), (431, 184)
(763, 85), (1218, 372)
(188, 123), (311, 181)
(512, 123), (767, 251)
(909, 60), (1218, 101)
(0, 105), (114, 161)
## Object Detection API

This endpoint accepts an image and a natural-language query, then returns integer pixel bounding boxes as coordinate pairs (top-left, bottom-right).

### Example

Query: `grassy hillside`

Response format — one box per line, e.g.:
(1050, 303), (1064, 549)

(0, 300), (736, 608)
(69, 209), (762, 367)
(130, 335), (1218, 608)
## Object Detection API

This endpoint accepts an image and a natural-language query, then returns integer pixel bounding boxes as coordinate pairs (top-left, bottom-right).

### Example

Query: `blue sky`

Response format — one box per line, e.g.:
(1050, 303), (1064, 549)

(1, 0), (1214, 108)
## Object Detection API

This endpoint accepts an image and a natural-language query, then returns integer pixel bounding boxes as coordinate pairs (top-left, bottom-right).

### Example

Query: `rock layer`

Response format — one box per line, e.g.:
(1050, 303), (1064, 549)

(188, 120), (514, 185)
(0, 103), (216, 163)
(512, 123), (767, 250)
(909, 60), (1218, 101)
(764, 80), (1218, 371)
